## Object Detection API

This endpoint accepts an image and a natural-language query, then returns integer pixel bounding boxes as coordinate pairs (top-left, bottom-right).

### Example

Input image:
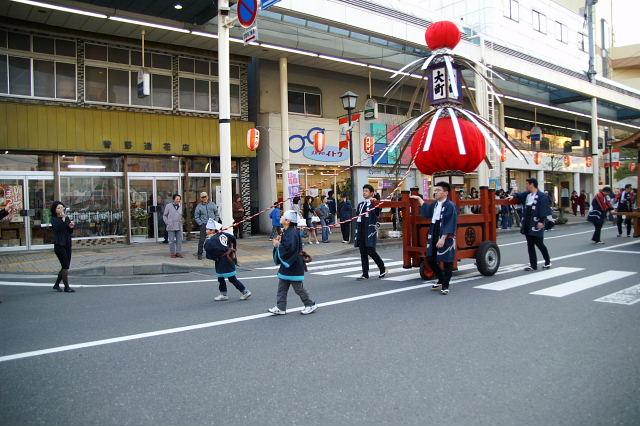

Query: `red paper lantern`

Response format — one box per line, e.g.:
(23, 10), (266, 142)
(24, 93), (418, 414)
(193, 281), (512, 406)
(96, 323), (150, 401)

(630, 162), (636, 172)
(534, 152), (543, 165)
(314, 132), (326, 153)
(364, 136), (375, 155)
(500, 147), (507, 162)
(425, 21), (462, 50)
(246, 128), (259, 151)
(585, 156), (593, 168)
(563, 155), (571, 167)
(410, 116), (486, 175)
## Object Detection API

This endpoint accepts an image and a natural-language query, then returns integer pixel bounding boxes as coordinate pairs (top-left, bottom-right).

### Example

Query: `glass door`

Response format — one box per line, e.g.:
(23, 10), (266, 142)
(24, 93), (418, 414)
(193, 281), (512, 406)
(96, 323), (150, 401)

(0, 178), (26, 250)
(27, 178), (55, 247)
(129, 177), (179, 242)
(155, 179), (179, 243)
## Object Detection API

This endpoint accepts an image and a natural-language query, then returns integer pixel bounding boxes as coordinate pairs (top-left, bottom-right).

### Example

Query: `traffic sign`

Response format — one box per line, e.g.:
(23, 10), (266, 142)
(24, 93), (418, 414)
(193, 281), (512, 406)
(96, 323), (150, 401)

(261, 0), (281, 10)
(237, 0), (259, 28)
(243, 26), (258, 44)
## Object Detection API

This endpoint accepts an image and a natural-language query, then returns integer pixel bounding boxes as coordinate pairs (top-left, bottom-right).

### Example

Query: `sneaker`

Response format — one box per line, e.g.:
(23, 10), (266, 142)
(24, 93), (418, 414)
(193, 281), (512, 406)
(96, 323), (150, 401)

(356, 275), (369, 280)
(543, 263), (552, 269)
(524, 266), (536, 271)
(214, 294), (228, 301)
(301, 304), (318, 315)
(440, 289), (449, 295)
(617, 234), (622, 238)
(240, 290), (252, 300)
(268, 306), (286, 315)
(342, 240), (349, 244)
(315, 241), (320, 245)
(596, 241), (605, 245)
(379, 270), (387, 279)
(627, 234), (632, 238)
(431, 283), (442, 291)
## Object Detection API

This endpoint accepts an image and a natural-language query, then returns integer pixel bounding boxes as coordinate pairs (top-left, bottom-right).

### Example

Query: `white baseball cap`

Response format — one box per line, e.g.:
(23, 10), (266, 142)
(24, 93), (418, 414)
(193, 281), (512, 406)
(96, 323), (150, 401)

(206, 218), (222, 231)
(282, 210), (298, 223)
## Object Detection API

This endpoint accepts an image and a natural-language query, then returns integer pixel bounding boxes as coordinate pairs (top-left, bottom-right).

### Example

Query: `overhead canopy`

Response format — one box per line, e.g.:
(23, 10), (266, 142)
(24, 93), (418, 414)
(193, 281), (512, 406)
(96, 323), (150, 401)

(73, 0), (218, 25)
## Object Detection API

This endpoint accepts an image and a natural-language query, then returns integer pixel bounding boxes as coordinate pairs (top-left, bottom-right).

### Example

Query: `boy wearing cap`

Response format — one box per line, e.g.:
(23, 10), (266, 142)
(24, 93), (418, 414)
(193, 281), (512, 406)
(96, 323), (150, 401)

(268, 210), (317, 315)
(204, 218), (252, 301)
(195, 192), (220, 260)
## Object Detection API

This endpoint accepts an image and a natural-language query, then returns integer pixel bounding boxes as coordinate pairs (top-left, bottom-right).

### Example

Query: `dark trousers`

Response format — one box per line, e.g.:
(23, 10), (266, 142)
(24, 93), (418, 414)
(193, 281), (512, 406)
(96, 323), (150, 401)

(526, 235), (550, 268)
(54, 244), (72, 269)
(427, 254), (453, 289)
(340, 222), (351, 242)
(617, 215), (632, 236)
(592, 222), (603, 242)
(197, 224), (206, 255)
(218, 276), (246, 294)
(359, 244), (385, 278)
(233, 223), (244, 239)
(276, 279), (313, 310)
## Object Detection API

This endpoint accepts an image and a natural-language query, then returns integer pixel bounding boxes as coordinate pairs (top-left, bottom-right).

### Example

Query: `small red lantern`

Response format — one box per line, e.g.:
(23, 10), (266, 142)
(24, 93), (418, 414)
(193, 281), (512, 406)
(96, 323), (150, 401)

(563, 155), (571, 167)
(630, 162), (636, 172)
(246, 128), (259, 151)
(534, 152), (543, 165)
(410, 116), (486, 175)
(364, 135), (375, 155)
(500, 147), (507, 162)
(314, 132), (326, 153)
(585, 156), (593, 168)
(425, 21), (462, 50)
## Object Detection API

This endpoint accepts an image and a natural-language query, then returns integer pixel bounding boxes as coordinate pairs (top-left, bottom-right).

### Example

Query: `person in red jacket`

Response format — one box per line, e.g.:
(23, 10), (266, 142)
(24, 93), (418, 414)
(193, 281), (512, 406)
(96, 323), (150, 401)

(578, 190), (587, 216)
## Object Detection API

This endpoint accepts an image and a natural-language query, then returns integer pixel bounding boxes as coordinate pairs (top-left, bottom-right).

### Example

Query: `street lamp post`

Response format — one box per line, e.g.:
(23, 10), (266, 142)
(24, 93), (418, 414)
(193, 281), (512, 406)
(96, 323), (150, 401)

(340, 90), (358, 242)
(606, 139), (613, 188)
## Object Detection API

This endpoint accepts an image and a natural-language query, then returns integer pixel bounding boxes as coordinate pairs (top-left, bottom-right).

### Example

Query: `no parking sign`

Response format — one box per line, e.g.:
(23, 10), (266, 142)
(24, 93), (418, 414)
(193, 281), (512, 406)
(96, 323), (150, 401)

(237, 0), (259, 28)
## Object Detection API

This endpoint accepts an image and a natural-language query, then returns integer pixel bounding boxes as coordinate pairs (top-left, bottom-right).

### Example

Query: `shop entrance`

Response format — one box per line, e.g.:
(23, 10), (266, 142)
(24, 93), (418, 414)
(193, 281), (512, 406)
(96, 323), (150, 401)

(128, 177), (180, 243)
(0, 176), (55, 251)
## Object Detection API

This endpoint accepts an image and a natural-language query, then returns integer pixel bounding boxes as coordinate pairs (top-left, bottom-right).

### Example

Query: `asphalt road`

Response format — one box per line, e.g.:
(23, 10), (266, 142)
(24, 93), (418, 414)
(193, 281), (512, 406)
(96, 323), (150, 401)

(1, 223), (639, 426)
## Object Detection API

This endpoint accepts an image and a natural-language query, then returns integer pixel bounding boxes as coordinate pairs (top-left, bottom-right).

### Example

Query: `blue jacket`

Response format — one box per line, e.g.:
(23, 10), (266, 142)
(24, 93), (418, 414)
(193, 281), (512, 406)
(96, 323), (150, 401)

(204, 232), (237, 278)
(338, 200), (352, 221)
(269, 207), (281, 227)
(514, 191), (551, 238)
(274, 226), (305, 281)
(354, 199), (380, 248)
(421, 199), (458, 263)
(327, 198), (337, 215)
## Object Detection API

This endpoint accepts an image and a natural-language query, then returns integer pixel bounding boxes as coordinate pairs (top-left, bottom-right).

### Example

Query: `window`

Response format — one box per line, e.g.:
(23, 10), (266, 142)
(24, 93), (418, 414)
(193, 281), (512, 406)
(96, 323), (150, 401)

(555, 21), (568, 43)
(504, 0), (519, 22)
(578, 32), (587, 52)
(84, 43), (172, 108)
(532, 10), (546, 34)
(0, 31), (76, 100)
(288, 88), (322, 116)
(178, 56), (241, 114)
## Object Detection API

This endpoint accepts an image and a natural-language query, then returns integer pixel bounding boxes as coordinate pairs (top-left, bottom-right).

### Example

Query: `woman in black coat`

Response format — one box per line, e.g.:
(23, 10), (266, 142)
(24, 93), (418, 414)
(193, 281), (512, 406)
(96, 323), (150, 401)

(50, 201), (75, 292)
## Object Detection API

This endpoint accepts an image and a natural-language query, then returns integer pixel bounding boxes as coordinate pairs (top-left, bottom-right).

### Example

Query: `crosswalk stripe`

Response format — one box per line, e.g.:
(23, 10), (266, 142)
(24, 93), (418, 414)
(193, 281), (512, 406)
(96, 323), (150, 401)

(306, 258), (391, 272)
(474, 267), (583, 291)
(601, 249), (640, 255)
(594, 284), (640, 305)
(530, 271), (637, 298)
(385, 273), (421, 282)
(255, 256), (360, 270)
(313, 261), (404, 276)
(383, 263), (527, 283)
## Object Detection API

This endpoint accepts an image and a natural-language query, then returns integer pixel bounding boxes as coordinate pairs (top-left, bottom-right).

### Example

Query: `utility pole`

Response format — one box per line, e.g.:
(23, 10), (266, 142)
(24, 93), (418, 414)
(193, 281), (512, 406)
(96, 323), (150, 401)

(218, 0), (234, 228)
(587, 0), (600, 196)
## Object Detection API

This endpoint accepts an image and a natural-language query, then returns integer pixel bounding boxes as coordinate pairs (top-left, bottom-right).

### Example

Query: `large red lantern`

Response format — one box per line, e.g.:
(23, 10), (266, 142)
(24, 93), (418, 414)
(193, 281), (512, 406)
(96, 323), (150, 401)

(563, 155), (571, 167)
(534, 152), (543, 165)
(364, 135), (375, 155)
(314, 132), (326, 153)
(425, 21), (462, 50)
(246, 128), (259, 151)
(585, 156), (593, 168)
(410, 116), (486, 175)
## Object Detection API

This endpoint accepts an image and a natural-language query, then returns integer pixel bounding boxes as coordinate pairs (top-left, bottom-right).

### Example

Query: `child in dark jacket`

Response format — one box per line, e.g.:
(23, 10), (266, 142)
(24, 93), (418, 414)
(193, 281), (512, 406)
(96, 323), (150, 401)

(204, 219), (251, 301)
(268, 210), (317, 315)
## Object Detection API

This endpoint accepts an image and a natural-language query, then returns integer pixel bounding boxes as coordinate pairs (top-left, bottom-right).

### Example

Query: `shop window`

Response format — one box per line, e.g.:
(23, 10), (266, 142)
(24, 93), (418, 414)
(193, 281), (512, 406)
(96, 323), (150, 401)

(33, 36), (54, 54)
(195, 79), (210, 111)
(8, 32), (30, 51)
(152, 74), (171, 108)
(56, 39), (75, 57)
(108, 46), (129, 64)
(85, 66), (107, 102)
(230, 83), (241, 115)
(60, 155), (123, 172)
(55, 62), (75, 100)
(8, 56), (30, 96)
(127, 157), (179, 173)
(288, 88), (321, 116)
(0, 154), (54, 171)
(179, 77), (195, 110)
(532, 10), (546, 34)
(152, 53), (171, 70)
(33, 60), (55, 98)
(0, 55), (6, 93)
(86, 43), (107, 61)
(107, 68), (129, 104)
(0, 30), (6, 48)
(555, 21), (568, 44)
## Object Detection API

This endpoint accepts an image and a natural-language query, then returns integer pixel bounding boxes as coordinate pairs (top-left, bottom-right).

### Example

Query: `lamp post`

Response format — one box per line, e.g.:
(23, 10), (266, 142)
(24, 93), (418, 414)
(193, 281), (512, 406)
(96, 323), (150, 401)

(340, 90), (358, 242)
(606, 138), (613, 188)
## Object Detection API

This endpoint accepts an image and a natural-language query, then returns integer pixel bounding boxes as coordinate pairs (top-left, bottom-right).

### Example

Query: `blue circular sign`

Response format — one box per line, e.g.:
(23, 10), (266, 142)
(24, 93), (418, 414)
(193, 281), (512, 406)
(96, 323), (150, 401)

(237, 0), (258, 28)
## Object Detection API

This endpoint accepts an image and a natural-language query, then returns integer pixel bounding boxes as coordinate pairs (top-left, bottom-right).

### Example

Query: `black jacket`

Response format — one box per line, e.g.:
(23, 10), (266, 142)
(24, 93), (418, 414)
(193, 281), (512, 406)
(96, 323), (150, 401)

(274, 226), (305, 281)
(52, 216), (74, 247)
(204, 232), (237, 278)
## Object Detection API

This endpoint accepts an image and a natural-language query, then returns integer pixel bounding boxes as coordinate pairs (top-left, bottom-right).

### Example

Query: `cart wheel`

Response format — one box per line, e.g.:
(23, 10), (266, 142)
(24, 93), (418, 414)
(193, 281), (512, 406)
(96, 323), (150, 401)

(476, 241), (500, 276)
(419, 261), (434, 280)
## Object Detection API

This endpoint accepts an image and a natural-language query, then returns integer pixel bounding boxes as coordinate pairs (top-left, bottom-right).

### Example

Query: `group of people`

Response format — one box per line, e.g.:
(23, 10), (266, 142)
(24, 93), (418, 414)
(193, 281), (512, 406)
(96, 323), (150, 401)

(588, 184), (637, 243)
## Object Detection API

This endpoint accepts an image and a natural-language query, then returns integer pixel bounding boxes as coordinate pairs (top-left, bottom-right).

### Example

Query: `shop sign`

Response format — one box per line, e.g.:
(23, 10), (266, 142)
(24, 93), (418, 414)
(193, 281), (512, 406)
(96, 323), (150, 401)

(428, 64), (462, 106)
(603, 148), (620, 168)
(285, 170), (301, 198)
(0, 184), (23, 223)
(489, 178), (500, 190)
(510, 179), (518, 191)
(243, 26), (258, 44)
(364, 98), (378, 120)
(302, 145), (347, 162)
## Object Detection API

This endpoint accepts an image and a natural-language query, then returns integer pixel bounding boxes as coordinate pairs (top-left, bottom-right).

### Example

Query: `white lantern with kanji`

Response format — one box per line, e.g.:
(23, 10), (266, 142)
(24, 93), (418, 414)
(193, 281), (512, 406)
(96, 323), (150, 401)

(247, 128), (260, 151)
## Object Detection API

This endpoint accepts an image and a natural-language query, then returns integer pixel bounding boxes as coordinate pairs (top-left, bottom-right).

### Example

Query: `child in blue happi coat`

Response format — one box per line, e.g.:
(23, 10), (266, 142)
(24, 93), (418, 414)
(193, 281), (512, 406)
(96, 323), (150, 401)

(204, 218), (252, 301)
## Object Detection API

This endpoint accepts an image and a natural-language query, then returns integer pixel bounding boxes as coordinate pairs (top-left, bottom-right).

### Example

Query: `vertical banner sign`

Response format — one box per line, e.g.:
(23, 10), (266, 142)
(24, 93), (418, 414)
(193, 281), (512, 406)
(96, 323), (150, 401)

(286, 170), (301, 198)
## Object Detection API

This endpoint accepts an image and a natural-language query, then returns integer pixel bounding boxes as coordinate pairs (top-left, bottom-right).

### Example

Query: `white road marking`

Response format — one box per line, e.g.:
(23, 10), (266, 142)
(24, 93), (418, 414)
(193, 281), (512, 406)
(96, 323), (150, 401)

(595, 284), (640, 305)
(600, 249), (640, 255)
(530, 271), (637, 298)
(305, 258), (391, 272)
(385, 273), (422, 281)
(313, 261), (404, 276)
(474, 267), (583, 291)
(255, 257), (360, 269)
(499, 226), (615, 246)
(0, 275), (277, 288)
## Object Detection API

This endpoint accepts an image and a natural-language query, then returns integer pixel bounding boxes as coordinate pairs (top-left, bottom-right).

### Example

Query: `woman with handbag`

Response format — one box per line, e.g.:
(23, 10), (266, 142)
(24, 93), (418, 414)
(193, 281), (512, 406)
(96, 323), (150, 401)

(303, 195), (319, 245)
(588, 187), (613, 244)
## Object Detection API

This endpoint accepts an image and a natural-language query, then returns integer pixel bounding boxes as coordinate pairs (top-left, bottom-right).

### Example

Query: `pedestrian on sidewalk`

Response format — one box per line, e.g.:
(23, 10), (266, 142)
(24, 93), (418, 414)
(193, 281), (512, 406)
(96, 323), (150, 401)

(510, 178), (552, 271)
(303, 195), (319, 244)
(338, 193), (352, 243)
(327, 190), (337, 228)
(268, 210), (317, 315)
(570, 191), (579, 216)
(588, 187), (613, 244)
(232, 194), (245, 239)
(578, 190), (587, 216)
(269, 202), (282, 240)
(316, 195), (330, 243)
(411, 181), (458, 295)
(163, 194), (184, 258)
(204, 219), (251, 302)
(194, 192), (220, 260)
(0, 198), (13, 221)
(50, 201), (75, 293)
(500, 193), (512, 230)
(355, 184), (386, 280)
(615, 184), (634, 238)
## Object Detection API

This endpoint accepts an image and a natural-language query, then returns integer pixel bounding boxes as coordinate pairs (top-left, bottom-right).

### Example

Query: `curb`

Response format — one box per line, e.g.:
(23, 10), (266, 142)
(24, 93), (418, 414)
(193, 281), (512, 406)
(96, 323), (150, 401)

(71, 263), (215, 277)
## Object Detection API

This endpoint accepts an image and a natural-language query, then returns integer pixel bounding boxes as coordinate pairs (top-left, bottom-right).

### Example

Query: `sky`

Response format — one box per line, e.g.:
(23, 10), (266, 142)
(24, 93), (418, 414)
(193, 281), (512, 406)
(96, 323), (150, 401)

(612, 0), (640, 46)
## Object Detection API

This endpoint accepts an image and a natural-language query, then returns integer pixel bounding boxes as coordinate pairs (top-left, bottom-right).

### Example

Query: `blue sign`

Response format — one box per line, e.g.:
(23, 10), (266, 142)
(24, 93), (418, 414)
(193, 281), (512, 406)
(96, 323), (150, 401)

(302, 146), (349, 162)
(237, 0), (258, 28)
(261, 0), (281, 10)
